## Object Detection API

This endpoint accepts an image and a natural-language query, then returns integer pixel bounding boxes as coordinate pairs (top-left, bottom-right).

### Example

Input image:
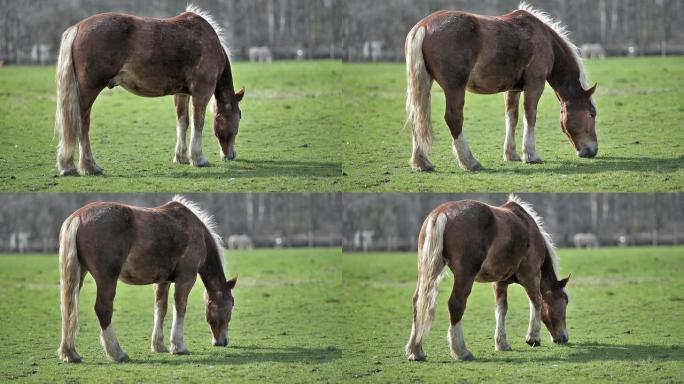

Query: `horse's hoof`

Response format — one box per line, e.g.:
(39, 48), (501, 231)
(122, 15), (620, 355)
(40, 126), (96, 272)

(503, 152), (522, 162)
(59, 168), (79, 176)
(58, 350), (82, 363)
(171, 346), (189, 355)
(151, 345), (168, 353)
(526, 337), (541, 347)
(191, 157), (210, 167)
(452, 351), (474, 361)
(407, 352), (427, 361)
(80, 164), (103, 175)
(495, 343), (513, 351)
(412, 165), (435, 172)
(523, 153), (542, 164)
(174, 155), (190, 165)
(115, 353), (130, 363)
(459, 352), (474, 361)
(410, 156), (434, 172)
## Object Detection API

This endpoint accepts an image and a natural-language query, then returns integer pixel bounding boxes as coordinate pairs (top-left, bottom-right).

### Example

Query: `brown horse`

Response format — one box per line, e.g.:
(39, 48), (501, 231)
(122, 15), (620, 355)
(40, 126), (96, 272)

(55, 5), (245, 176)
(405, 2), (598, 172)
(405, 195), (570, 361)
(57, 196), (237, 363)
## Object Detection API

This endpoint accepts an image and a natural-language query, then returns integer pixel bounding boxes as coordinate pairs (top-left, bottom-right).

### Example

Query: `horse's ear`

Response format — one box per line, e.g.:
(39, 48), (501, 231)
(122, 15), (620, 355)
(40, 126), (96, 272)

(559, 273), (571, 288)
(235, 86), (245, 102)
(227, 274), (238, 289)
(586, 83), (597, 96)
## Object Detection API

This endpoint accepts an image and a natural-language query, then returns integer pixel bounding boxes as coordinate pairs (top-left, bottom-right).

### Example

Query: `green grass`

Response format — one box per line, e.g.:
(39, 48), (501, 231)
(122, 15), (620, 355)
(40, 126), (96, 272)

(342, 247), (684, 383)
(341, 57), (684, 191)
(0, 61), (342, 192)
(0, 248), (342, 383)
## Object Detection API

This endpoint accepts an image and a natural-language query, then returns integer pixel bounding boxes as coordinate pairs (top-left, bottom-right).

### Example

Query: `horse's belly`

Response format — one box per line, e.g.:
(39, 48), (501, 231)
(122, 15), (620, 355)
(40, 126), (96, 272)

(466, 75), (520, 94)
(118, 259), (171, 285)
(111, 70), (181, 97)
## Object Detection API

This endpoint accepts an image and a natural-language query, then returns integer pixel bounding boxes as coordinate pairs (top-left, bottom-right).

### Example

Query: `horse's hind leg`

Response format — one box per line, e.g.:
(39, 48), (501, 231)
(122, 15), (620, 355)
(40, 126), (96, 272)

(446, 274), (476, 360)
(503, 91), (522, 161)
(78, 91), (104, 175)
(173, 95), (190, 164)
(151, 282), (170, 352)
(493, 282), (512, 351)
(445, 88), (482, 171)
(94, 279), (129, 362)
(521, 86), (544, 163)
(188, 93), (211, 167)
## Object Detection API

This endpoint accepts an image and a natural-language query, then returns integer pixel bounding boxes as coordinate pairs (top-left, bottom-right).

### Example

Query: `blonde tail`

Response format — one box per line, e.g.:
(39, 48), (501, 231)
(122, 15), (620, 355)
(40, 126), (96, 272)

(405, 25), (434, 170)
(57, 215), (82, 363)
(406, 212), (447, 360)
(55, 25), (81, 176)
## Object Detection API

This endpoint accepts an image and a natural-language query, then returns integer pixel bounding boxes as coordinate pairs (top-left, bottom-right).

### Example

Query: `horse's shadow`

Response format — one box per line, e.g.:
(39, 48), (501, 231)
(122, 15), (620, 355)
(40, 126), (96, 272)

(126, 345), (341, 365)
(474, 155), (683, 176)
(158, 158), (341, 179)
(461, 342), (683, 364)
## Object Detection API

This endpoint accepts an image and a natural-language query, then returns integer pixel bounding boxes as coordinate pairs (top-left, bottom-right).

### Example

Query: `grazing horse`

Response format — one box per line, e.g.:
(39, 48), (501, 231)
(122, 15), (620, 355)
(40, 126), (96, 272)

(55, 5), (245, 176)
(405, 195), (570, 361)
(405, 2), (598, 172)
(57, 196), (237, 363)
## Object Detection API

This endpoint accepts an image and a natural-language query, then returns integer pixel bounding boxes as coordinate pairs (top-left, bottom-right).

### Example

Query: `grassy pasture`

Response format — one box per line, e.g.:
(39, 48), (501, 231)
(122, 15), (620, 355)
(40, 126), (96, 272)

(0, 248), (342, 383)
(341, 57), (684, 191)
(0, 61), (342, 192)
(342, 247), (684, 383)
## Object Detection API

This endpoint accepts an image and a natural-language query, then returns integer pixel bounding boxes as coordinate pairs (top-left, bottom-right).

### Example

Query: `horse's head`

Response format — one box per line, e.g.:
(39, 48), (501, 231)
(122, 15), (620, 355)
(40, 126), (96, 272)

(214, 87), (245, 161)
(560, 84), (598, 158)
(204, 275), (238, 347)
(541, 274), (570, 344)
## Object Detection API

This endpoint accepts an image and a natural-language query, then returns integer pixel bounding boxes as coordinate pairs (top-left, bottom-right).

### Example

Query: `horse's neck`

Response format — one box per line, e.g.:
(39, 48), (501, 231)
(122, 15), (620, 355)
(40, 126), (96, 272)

(547, 35), (585, 103)
(539, 250), (558, 292)
(214, 61), (236, 105)
(199, 241), (227, 293)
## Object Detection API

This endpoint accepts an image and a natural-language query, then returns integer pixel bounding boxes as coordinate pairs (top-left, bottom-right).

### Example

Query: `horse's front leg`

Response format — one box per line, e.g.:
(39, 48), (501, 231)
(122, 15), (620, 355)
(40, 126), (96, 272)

(445, 88), (482, 171)
(447, 271), (476, 360)
(173, 95), (190, 164)
(503, 91), (522, 161)
(522, 280), (543, 347)
(94, 279), (129, 362)
(493, 282), (512, 351)
(170, 280), (195, 355)
(151, 282), (170, 352)
(188, 94), (211, 167)
(522, 86), (544, 163)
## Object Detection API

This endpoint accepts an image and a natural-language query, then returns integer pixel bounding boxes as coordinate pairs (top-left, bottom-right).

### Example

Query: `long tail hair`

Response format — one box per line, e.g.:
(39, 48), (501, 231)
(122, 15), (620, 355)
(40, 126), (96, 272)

(405, 25), (433, 157)
(55, 25), (81, 174)
(406, 212), (447, 356)
(58, 215), (81, 360)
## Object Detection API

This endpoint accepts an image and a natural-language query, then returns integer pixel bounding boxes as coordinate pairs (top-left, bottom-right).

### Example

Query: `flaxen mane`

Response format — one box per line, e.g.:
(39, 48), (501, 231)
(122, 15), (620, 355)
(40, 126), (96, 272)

(172, 195), (225, 268)
(507, 194), (559, 278)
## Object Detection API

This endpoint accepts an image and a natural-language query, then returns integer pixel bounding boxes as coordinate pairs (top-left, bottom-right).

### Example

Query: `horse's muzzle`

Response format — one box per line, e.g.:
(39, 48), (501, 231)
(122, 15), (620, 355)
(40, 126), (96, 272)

(213, 337), (228, 347)
(578, 145), (598, 158)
